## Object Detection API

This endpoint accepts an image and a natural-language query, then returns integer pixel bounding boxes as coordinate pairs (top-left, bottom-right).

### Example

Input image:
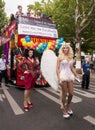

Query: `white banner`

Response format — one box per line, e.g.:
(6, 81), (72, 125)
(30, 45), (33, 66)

(18, 24), (58, 38)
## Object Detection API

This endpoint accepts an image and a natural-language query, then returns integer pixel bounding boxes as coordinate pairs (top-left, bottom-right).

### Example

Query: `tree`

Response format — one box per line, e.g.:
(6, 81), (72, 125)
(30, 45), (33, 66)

(81, 20), (95, 53)
(75, 0), (95, 66)
(28, 0), (95, 56)
(0, 0), (7, 34)
(0, 0), (7, 54)
(28, 1), (42, 12)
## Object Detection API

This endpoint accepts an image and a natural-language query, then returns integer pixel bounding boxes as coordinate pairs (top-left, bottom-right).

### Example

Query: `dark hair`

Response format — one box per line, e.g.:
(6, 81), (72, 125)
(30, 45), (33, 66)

(24, 49), (34, 58)
(28, 49), (34, 56)
(1, 53), (4, 56)
(18, 5), (22, 9)
(10, 14), (15, 22)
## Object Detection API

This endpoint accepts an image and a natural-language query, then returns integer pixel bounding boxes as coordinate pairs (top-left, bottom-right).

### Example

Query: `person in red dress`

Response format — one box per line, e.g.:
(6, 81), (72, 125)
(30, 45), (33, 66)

(18, 49), (39, 111)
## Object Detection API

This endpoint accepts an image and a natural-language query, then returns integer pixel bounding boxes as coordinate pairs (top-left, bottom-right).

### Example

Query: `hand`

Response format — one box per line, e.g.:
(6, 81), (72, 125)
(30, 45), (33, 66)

(90, 72), (93, 76)
(35, 58), (39, 65)
(75, 76), (81, 83)
(58, 80), (62, 85)
(82, 72), (84, 76)
(24, 70), (29, 74)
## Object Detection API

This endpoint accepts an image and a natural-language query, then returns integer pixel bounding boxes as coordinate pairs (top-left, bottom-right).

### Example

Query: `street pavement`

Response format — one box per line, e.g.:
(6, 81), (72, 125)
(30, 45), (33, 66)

(0, 74), (95, 130)
(91, 72), (95, 79)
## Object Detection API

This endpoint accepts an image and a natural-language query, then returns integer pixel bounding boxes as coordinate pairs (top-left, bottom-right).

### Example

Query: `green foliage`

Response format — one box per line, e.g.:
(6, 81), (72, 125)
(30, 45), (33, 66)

(0, 0), (7, 33)
(0, 45), (3, 55)
(81, 20), (95, 53)
(28, 1), (42, 14)
(27, 0), (95, 53)
(52, 0), (75, 41)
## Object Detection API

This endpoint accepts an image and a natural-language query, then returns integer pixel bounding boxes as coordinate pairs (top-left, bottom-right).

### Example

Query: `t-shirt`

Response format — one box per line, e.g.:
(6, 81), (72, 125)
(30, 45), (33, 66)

(82, 61), (90, 75)
(0, 58), (6, 70)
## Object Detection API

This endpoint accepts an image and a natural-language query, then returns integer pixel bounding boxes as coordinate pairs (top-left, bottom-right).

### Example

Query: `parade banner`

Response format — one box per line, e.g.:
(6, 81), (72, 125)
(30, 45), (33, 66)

(18, 16), (58, 39)
(18, 16), (56, 29)
(0, 21), (16, 45)
(18, 24), (58, 38)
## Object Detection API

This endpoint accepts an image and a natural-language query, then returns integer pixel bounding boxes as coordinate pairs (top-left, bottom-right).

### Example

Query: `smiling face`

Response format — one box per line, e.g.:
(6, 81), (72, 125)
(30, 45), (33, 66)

(27, 8), (31, 13)
(18, 6), (22, 13)
(28, 50), (33, 58)
(62, 46), (69, 55)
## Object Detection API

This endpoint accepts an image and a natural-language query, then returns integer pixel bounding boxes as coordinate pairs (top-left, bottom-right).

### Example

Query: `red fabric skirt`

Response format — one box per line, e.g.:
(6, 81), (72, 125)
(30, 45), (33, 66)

(24, 73), (37, 90)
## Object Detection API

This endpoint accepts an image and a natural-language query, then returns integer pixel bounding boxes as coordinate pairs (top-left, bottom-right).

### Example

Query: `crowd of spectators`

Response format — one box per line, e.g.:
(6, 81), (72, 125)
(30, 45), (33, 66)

(14, 5), (51, 20)
(1, 5), (52, 34)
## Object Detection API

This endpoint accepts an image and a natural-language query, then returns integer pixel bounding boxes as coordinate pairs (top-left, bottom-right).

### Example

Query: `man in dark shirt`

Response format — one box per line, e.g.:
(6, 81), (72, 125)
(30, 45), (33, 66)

(81, 56), (91, 89)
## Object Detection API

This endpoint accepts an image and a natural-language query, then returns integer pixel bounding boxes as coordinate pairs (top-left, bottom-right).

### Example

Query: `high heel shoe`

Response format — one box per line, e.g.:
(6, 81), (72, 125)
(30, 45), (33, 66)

(63, 113), (70, 119)
(28, 102), (33, 108)
(61, 108), (70, 119)
(68, 110), (73, 116)
(24, 106), (29, 112)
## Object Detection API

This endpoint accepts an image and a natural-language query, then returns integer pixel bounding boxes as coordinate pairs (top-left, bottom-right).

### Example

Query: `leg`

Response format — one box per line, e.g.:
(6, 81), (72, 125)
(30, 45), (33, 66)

(0, 71), (3, 86)
(27, 76), (37, 106)
(85, 75), (90, 89)
(60, 81), (68, 115)
(24, 89), (30, 111)
(27, 76), (36, 104)
(81, 74), (86, 89)
(27, 89), (33, 108)
(27, 89), (32, 103)
(24, 73), (32, 111)
(24, 89), (30, 106)
(3, 70), (8, 84)
(60, 87), (63, 109)
(66, 81), (74, 113)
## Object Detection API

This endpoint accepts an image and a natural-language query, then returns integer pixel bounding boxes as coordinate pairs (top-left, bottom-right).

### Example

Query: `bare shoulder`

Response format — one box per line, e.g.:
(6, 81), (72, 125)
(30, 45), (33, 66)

(57, 57), (61, 62)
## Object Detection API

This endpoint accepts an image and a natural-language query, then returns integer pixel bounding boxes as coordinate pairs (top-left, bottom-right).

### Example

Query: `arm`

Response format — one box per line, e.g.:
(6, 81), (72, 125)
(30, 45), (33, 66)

(71, 66), (78, 77)
(71, 66), (81, 82)
(81, 68), (84, 75)
(17, 59), (28, 73)
(71, 60), (80, 77)
(81, 63), (84, 75)
(33, 57), (40, 71)
(6, 64), (10, 70)
(35, 57), (39, 66)
(56, 58), (60, 81)
(89, 64), (92, 76)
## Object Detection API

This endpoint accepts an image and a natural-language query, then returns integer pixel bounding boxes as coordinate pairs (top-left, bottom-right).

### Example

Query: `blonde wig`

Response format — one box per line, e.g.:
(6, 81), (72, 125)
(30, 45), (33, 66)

(58, 42), (74, 60)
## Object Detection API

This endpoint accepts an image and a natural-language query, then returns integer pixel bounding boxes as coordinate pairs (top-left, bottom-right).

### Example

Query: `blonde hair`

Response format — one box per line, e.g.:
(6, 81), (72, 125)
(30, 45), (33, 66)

(58, 42), (73, 60)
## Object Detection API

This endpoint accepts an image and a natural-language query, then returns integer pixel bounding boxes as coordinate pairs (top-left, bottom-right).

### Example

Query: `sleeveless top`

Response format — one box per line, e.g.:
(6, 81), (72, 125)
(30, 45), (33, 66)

(60, 60), (75, 81)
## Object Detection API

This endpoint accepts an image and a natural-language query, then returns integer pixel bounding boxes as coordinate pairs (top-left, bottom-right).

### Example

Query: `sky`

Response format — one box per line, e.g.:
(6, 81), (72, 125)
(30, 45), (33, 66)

(4, 0), (42, 17)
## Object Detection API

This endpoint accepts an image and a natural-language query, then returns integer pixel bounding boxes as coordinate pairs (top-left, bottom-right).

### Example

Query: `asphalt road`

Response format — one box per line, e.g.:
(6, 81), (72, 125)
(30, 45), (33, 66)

(0, 78), (95, 130)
